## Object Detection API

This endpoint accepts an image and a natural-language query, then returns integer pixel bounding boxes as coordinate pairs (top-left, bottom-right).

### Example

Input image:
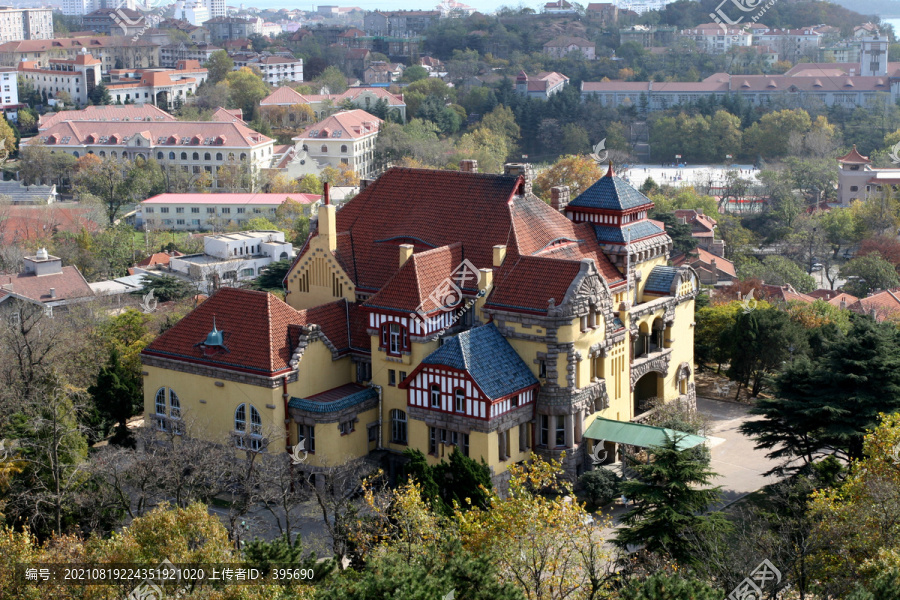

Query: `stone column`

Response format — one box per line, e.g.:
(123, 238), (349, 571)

(565, 414), (574, 448)
(574, 409), (583, 444)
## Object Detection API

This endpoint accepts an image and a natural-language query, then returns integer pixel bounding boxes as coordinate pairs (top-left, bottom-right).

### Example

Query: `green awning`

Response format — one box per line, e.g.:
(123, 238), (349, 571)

(583, 417), (707, 451)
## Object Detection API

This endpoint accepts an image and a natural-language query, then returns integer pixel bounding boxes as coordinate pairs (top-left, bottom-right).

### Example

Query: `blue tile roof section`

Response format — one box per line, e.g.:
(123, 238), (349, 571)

(644, 266), (679, 295)
(592, 220), (665, 243)
(289, 386), (378, 413)
(569, 175), (653, 211)
(420, 323), (538, 400)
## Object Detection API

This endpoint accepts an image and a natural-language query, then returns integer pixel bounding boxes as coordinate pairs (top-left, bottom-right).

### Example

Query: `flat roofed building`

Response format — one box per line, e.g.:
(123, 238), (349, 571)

(137, 192), (321, 230)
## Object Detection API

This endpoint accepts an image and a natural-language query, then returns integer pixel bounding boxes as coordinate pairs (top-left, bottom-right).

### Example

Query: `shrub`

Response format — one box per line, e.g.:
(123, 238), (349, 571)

(579, 468), (621, 508)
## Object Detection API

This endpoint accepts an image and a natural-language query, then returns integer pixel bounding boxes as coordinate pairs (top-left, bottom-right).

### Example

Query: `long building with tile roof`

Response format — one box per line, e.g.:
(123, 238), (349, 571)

(141, 161), (699, 486)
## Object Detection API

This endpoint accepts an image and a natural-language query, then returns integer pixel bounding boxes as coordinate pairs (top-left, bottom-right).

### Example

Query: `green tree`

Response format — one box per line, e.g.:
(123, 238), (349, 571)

(73, 157), (164, 225)
(743, 109), (813, 158)
(87, 348), (140, 445)
(315, 65), (349, 94)
(620, 572), (721, 600)
(89, 84), (111, 105)
(243, 216), (278, 231)
(250, 259), (291, 293)
(225, 67), (269, 121)
(137, 274), (196, 302)
(725, 307), (808, 398)
(737, 255), (816, 293)
(840, 252), (900, 298)
(614, 434), (730, 565)
(402, 447), (492, 514)
(204, 50), (235, 85)
(400, 64), (429, 83)
(741, 318), (900, 471)
(650, 211), (696, 255)
(579, 468), (620, 508)
(560, 123), (590, 155)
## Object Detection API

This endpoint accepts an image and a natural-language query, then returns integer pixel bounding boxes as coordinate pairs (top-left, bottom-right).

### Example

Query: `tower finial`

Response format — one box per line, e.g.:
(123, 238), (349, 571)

(606, 160), (614, 178)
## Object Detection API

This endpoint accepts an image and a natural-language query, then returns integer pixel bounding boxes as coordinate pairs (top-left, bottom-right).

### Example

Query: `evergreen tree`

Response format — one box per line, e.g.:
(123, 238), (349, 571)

(136, 274), (196, 302)
(402, 447), (492, 513)
(741, 316), (900, 470)
(87, 348), (140, 445)
(243, 534), (331, 580)
(89, 84), (111, 106)
(614, 434), (730, 565)
(620, 572), (721, 600)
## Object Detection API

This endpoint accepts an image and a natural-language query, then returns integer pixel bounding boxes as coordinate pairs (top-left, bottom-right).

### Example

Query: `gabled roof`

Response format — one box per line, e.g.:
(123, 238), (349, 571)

(848, 289), (900, 321)
(569, 170), (654, 211)
(26, 120), (272, 148)
(210, 107), (245, 123)
(673, 247), (736, 278)
(141, 288), (356, 375)
(363, 243), (465, 315)
(260, 85), (308, 106)
(137, 251), (183, 268)
(761, 284), (816, 304)
(416, 324), (538, 400)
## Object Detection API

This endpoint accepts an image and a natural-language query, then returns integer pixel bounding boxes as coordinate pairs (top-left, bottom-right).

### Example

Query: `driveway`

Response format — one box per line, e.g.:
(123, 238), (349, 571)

(597, 395), (779, 532)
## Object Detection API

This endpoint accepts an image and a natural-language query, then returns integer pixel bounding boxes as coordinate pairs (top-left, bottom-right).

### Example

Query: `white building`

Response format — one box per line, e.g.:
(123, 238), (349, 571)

(169, 230), (294, 285)
(0, 66), (18, 115)
(293, 109), (382, 178)
(0, 7), (53, 41)
(680, 24), (753, 54)
(232, 55), (303, 85)
(174, 0), (211, 26)
(203, 0), (226, 20)
(18, 54), (102, 106)
(136, 192), (322, 230)
(106, 60), (209, 107)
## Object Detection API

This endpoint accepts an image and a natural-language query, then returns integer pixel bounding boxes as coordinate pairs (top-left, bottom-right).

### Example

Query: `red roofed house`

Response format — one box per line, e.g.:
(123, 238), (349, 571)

(106, 60), (208, 108)
(260, 86), (406, 123)
(585, 3), (618, 24)
(38, 103), (176, 131)
(516, 71), (569, 99)
(672, 247), (736, 285)
(18, 54), (102, 106)
(847, 289), (900, 322)
(543, 37), (596, 60)
(674, 209), (725, 256)
(292, 109), (382, 178)
(136, 250), (184, 270)
(141, 161), (700, 485)
(0, 249), (93, 315)
(835, 144), (900, 207)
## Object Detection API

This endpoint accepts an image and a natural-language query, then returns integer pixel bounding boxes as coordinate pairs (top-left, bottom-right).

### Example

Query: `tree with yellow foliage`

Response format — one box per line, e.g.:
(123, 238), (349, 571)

(533, 154), (606, 201)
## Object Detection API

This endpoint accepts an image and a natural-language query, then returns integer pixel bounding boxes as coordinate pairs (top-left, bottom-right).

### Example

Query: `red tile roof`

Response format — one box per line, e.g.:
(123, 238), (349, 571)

(142, 288), (356, 376)
(760, 284), (816, 304)
(673, 247), (736, 278)
(210, 107), (245, 123)
(25, 120), (272, 149)
(0, 206), (100, 245)
(38, 104), (174, 130)
(291, 167), (626, 316)
(294, 109), (382, 141)
(137, 251), (183, 268)
(364, 243), (465, 315)
(0, 266), (93, 304)
(848, 289), (900, 322)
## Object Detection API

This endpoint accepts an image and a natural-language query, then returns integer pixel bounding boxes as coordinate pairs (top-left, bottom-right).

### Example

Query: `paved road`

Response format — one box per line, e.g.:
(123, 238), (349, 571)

(597, 395), (779, 533)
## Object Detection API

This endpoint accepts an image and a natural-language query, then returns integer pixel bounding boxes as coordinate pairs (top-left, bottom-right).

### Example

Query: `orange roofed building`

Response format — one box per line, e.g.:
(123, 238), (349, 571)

(140, 162), (699, 486)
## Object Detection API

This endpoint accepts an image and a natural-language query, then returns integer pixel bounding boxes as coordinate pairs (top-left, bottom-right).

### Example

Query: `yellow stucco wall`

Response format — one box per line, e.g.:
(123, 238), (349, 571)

(299, 406), (378, 468)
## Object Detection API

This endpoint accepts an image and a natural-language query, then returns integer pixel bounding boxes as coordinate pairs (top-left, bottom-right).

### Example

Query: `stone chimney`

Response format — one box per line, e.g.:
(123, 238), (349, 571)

(504, 163), (533, 196)
(459, 159), (478, 173)
(49, 288), (56, 298)
(550, 186), (570, 212)
(359, 178), (373, 192)
(710, 258), (717, 275)
(318, 192), (337, 253)
(399, 244), (414, 268)
(679, 216), (687, 225)
(840, 299), (847, 310)
(493, 244), (507, 268)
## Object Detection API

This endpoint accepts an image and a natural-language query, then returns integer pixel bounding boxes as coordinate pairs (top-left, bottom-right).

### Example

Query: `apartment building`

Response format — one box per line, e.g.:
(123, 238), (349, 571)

(105, 60), (209, 107)
(232, 55), (303, 85)
(18, 54), (101, 106)
(22, 120), (275, 191)
(137, 192), (321, 230)
(0, 37), (159, 70)
(293, 109), (381, 178)
(204, 16), (263, 43)
(0, 7), (53, 43)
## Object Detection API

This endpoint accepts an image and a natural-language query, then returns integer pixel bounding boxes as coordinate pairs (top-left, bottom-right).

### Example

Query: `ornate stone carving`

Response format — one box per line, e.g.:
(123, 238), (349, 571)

(630, 348), (672, 389)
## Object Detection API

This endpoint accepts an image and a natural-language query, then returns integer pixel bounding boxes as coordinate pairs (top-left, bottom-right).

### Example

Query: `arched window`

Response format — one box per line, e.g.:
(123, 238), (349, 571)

(239, 153), (246, 161)
(155, 388), (166, 416)
(216, 152), (223, 160)
(110, 151), (117, 158)
(181, 152), (187, 160)
(99, 151), (106, 157)
(169, 151), (175, 160)
(169, 390), (181, 419)
(192, 152), (199, 160)
(340, 144), (347, 153)
(157, 151), (164, 160)
(390, 409), (407, 444)
(235, 404), (246, 434)
(73, 151), (79, 158)
(320, 145), (328, 153)
(430, 384), (441, 408)
(204, 152), (211, 161)
(454, 388), (465, 413)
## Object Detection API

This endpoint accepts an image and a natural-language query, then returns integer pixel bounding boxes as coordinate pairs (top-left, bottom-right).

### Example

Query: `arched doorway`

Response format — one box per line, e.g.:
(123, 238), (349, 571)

(155, 90), (169, 110)
(634, 371), (663, 417)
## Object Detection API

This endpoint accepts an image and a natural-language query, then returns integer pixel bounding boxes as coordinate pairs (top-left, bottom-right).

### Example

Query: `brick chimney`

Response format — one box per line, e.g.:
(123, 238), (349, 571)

(399, 244), (414, 268)
(840, 299), (847, 310)
(504, 163), (533, 196)
(550, 186), (570, 211)
(459, 159), (478, 173)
